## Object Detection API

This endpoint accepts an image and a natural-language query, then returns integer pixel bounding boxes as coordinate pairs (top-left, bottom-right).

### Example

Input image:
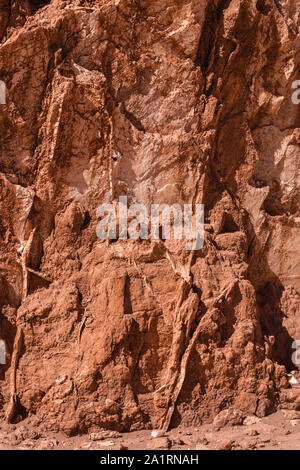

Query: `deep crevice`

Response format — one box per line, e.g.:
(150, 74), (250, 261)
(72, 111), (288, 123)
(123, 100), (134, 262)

(124, 275), (133, 315)
(25, 0), (51, 16)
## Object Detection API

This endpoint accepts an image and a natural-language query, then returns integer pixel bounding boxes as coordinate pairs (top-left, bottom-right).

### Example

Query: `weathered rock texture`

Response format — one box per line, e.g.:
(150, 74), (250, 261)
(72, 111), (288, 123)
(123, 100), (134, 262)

(0, 0), (299, 434)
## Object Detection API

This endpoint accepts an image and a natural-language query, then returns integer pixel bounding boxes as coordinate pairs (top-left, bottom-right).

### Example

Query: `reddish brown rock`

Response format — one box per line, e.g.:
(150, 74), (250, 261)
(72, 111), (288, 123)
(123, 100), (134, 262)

(213, 408), (244, 429)
(218, 439), (234, 450)
(0, 0), (299, 435)
(148, 437), (171, 450)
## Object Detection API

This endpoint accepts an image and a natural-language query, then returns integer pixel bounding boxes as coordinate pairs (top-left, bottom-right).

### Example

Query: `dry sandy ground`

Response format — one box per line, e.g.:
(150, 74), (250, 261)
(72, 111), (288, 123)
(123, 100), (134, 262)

(0, 410), (300, 451)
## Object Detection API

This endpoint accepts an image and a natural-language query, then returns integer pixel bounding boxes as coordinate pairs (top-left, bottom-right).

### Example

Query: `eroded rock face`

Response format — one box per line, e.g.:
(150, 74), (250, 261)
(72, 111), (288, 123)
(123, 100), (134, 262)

(0, 0), (299, 434)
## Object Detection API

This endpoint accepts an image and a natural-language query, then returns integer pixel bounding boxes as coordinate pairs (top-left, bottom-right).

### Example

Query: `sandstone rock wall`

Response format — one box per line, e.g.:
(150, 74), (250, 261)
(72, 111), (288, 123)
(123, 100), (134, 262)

(0, 0), (299, 434)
